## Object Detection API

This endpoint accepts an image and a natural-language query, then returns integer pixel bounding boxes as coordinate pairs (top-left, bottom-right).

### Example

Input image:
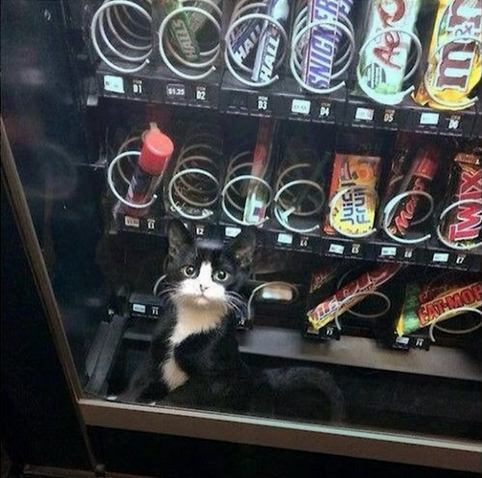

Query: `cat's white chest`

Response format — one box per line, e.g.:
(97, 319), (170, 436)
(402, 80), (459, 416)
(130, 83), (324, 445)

(161, 306), (224, 391)
(162, 352), (188, 391)
(161, 322), (189, 391)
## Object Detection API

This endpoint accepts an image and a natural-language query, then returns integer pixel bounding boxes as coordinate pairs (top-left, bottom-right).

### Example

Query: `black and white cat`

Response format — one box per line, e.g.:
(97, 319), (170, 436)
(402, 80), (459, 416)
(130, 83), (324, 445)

(120, 219), (344, 421)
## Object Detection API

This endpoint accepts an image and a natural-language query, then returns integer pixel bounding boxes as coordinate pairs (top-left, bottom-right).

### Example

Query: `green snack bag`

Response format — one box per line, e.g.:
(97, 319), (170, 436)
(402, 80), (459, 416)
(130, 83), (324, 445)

(162, 0), (200, 62)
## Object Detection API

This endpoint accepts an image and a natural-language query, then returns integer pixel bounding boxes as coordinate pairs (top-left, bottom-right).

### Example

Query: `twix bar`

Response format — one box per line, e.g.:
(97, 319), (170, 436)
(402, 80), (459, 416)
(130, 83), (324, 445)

(442, 152), (482, 244)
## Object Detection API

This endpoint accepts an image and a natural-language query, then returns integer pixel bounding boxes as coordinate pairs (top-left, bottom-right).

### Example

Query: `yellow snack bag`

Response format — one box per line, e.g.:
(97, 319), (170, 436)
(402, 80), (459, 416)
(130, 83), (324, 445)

(324, 153), (381, 237)
(412, 0), (482, 110)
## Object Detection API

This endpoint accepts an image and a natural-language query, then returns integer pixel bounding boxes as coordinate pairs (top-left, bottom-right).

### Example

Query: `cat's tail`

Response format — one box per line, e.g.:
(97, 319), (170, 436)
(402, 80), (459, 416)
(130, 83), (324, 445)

(263, 367), (345, 422)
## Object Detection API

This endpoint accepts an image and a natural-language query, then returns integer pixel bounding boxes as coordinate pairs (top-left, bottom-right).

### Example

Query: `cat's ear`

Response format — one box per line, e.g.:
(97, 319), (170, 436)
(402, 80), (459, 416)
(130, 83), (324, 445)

(168, 219), (195, 260)
(226, 227), (257, 269)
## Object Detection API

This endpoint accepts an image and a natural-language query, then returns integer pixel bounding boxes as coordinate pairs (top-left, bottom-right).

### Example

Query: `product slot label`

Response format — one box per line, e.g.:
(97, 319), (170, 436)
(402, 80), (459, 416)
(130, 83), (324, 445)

(195, 85), (208, 102)
(131, 79), (145, 96)
(256, 95), (270, 112)
(297, 236), (311, 248)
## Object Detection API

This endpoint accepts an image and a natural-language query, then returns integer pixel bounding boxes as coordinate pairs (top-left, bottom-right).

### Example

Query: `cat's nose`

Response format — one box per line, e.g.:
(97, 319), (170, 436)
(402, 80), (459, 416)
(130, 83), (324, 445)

(199, 284), (208, 293)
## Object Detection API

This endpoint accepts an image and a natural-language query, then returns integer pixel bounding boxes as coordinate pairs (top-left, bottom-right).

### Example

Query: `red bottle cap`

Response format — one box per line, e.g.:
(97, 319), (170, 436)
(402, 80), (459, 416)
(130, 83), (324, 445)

(138, 129), (174, 175)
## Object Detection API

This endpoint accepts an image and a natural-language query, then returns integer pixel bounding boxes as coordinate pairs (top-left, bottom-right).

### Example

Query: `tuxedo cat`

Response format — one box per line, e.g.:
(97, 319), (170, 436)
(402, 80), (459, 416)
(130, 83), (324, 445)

(120, 219), (344, 421)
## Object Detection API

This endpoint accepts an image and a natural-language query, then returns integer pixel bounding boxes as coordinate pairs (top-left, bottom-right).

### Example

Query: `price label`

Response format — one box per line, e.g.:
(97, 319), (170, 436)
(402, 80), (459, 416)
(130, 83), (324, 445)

(195, 85), (207, 102)
(124, 216), (140, 228)
(277, 232), (293, 245)
(104, 75), (124, 93)
(329, 243), (344, 254)
(381, 246), (397, 257)
(291, 98), (311, 115)
(225, 226), (241, 238)
(166, 83), (186, 98)
(420, 112), (439, 126)
(432, 252), (449, 263)
(355, 107), (374, 121)
(132, 303), (146, 313)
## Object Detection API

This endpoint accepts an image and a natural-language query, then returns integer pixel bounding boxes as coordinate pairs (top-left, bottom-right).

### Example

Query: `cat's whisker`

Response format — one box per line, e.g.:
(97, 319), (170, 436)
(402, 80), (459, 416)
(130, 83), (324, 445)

(227, 291), (247, 307)
(154, 283), (177, 296)
(226, 293), (248, 319)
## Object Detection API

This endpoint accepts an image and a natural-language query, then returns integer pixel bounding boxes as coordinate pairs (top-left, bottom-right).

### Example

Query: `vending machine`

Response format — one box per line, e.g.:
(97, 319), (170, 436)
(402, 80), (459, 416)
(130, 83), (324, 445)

(2, 0), (481, 475)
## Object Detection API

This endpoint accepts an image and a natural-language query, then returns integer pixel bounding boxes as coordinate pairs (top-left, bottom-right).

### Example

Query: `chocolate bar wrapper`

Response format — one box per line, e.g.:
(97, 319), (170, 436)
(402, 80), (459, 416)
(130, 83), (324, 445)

(377, 133), (414, 229)
(417, 272), (464, 305)
(356, 0), (421, 102)
(396, 281), (482, 336)
(441, 152), (482, 244)
(251, 0), (290, 83)
(412, 0), (482, 110)
(302, 0), (354, 89)
(324, 153), (381, 236)
(243, 118), (277, 224)
(163, 0), (201, 61)
(306, 261), (357, 311)
(386, 145), (439, 237)
(307, 262), (403, 330)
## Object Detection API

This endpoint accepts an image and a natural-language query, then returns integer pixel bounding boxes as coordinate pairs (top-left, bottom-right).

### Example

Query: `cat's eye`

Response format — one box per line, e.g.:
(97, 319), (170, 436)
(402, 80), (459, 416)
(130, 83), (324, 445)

(182, 265), (197, 277)
(213, 269), (229, 282)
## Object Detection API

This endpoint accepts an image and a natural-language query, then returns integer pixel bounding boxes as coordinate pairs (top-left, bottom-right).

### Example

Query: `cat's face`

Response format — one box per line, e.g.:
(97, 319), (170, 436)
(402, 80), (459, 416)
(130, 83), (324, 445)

(166, 220), (256, 311)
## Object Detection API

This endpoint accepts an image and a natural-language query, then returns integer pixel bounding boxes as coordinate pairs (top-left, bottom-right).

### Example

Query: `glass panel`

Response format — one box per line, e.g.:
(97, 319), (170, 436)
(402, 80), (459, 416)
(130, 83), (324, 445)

(2, 0), (481, 463)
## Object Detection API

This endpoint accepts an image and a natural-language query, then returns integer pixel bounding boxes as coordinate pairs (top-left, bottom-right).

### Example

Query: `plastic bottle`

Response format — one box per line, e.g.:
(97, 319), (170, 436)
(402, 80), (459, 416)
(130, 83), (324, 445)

(124, 123), (174, 217)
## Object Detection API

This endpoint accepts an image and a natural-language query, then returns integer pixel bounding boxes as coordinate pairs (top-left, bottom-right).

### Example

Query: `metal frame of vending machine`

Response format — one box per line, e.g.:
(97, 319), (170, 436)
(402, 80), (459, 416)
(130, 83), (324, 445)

(2, 0), (481, 475)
